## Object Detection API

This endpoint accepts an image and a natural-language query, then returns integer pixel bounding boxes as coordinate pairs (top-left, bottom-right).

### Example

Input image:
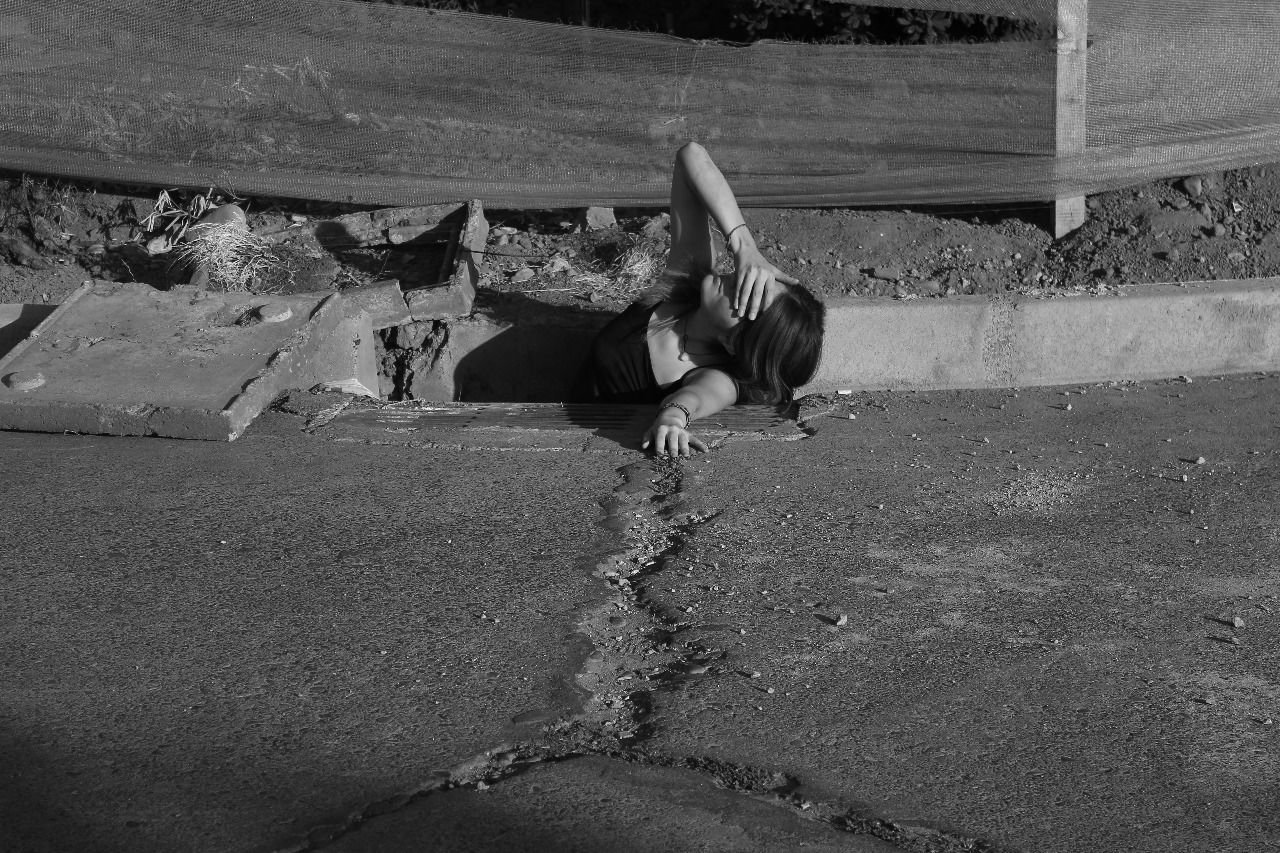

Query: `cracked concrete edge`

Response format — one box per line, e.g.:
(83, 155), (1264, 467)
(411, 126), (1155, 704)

(268, 456), (1011, 853)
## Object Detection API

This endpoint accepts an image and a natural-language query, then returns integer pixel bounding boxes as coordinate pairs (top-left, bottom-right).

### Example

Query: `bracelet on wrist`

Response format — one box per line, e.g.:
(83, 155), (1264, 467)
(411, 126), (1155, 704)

(725, 222), (748, 248)
(660, 402), (693, 427)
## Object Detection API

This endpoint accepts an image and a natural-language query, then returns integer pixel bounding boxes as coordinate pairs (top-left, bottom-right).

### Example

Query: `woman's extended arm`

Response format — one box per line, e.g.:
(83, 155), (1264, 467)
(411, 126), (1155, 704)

(641, 367), (739, 458)
(669, 142), (799, 319)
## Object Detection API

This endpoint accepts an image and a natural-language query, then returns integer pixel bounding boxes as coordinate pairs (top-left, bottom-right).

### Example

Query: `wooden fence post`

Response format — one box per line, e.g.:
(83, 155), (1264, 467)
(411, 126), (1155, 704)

(1054, 0), (1088, 238)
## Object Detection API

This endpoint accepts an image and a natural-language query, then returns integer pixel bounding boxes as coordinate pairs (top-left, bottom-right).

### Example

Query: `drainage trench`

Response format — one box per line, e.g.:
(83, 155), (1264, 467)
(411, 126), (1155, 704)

(274, 452), (1006, 853)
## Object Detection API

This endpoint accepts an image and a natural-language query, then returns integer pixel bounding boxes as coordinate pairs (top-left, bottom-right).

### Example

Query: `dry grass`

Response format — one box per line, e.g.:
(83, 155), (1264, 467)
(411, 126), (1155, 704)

(571, 237), (663, 300)
(173, 221), (285, 293)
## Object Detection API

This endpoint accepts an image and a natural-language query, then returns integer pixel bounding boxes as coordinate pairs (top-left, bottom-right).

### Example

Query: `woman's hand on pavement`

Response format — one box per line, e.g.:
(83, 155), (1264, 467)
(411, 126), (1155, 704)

(733, 243), (798, 320)
(642, 417), (708, 458)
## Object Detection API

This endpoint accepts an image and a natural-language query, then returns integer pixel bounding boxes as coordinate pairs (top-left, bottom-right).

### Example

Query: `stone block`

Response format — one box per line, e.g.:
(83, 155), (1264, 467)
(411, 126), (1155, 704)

(580, 206), (617, 231)
(344, 279), (411, 330)
(406, 278), (475, 321)
(309, 310), (379, 398)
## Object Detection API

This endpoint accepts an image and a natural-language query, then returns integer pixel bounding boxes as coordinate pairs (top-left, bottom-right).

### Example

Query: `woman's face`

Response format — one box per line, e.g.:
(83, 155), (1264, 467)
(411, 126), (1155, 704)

(699, 272), (778, 351)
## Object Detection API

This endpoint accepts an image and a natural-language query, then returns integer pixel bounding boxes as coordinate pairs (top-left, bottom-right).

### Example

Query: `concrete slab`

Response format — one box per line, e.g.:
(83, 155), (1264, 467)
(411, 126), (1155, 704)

(314, 200), (487, 323)
(0, 282), (373, 440)
(342, 279), (412, 330)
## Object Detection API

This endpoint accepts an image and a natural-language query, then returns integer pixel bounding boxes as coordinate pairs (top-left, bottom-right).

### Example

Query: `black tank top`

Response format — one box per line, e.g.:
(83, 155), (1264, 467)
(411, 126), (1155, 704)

(578, 302), (740, 404)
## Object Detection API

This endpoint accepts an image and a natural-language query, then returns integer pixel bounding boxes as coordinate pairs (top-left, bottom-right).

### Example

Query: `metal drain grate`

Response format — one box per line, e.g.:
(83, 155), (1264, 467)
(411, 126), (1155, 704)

(330, 402), (797, 434)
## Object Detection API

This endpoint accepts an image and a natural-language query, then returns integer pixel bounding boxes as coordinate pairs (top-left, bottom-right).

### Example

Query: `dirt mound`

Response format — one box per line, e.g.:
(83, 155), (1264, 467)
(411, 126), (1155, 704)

(3, 164), (1279, 315)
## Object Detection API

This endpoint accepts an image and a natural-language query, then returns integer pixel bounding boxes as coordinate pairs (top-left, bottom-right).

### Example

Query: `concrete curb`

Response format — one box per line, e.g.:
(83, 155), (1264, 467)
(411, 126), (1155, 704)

(6, 278), (1278, 411)
(416, 278), (1280, 401)
(806, 278), (1280, 393)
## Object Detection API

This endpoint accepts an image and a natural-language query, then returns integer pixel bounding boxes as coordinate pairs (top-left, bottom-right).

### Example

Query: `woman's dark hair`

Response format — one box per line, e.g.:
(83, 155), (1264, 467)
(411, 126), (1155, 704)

(734, 282), (825, 404)
(642, 267), (825, 404)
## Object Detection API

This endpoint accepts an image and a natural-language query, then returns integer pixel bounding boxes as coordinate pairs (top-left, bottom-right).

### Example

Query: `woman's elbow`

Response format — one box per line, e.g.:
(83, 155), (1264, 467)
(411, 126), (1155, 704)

(676, 141), (708, 165)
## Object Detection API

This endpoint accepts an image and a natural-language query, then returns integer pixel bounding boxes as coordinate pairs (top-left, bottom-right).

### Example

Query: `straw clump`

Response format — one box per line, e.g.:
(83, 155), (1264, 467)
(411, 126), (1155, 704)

(174, 220), (284, 293)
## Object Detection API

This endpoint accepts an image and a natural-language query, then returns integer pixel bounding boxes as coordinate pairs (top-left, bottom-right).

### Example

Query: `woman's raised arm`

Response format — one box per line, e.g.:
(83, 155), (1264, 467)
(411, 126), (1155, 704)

(668, 143), (799, 319)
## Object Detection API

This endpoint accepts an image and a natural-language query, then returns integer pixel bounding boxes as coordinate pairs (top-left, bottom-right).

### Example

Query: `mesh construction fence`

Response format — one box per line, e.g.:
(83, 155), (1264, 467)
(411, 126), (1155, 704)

(0, 0), (1277, 207)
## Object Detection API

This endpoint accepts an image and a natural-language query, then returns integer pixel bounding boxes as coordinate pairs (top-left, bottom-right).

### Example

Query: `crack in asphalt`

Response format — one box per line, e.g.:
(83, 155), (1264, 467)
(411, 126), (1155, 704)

(266, 455), (1009, 853)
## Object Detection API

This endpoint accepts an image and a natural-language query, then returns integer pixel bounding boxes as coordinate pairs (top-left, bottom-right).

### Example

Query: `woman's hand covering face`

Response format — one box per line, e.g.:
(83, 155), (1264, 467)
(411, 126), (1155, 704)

(733, 244), (797, 320)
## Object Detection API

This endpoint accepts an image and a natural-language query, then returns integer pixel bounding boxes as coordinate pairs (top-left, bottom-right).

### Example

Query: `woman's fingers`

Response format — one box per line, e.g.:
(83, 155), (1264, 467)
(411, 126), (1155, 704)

(644, 425), (709, 457)
(745, 273), (767, 319)
(737, 269), (764, 315)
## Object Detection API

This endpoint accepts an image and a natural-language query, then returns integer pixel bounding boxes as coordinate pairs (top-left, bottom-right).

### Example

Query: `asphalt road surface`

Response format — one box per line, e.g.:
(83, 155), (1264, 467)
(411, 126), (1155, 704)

(2, 377), (1278, 852)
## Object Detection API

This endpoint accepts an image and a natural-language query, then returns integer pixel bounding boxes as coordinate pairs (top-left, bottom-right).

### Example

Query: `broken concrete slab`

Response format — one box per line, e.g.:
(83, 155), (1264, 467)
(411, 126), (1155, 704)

(405, 277), (475, 322)
(0, 281), (374, 440)
(317, 202), (481, 248)
(407, 201), (486, 321)
(342, 279), (412, 330)
(311, 310), (379, 398)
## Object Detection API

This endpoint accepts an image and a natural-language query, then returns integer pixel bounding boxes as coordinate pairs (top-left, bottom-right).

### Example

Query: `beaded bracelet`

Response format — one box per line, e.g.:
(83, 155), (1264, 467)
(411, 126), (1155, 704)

(661, 402), (693, 428)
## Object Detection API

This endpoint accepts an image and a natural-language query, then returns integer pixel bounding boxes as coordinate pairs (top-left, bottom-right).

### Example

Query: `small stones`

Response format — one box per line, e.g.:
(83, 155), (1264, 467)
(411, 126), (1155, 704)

(641, 212), (670, 238)
(1180, 175), (1204, 197)
(1231, 616), (1246, 628)
(543, 256), (573, 275)
(510, 266), (535, 283)
(871, 266), (902, 281)
(582, 206), (617, 231)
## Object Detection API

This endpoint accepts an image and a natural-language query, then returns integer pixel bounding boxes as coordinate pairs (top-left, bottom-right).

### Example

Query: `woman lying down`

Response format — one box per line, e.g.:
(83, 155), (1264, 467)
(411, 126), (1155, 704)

(578, 142), (826, 457)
